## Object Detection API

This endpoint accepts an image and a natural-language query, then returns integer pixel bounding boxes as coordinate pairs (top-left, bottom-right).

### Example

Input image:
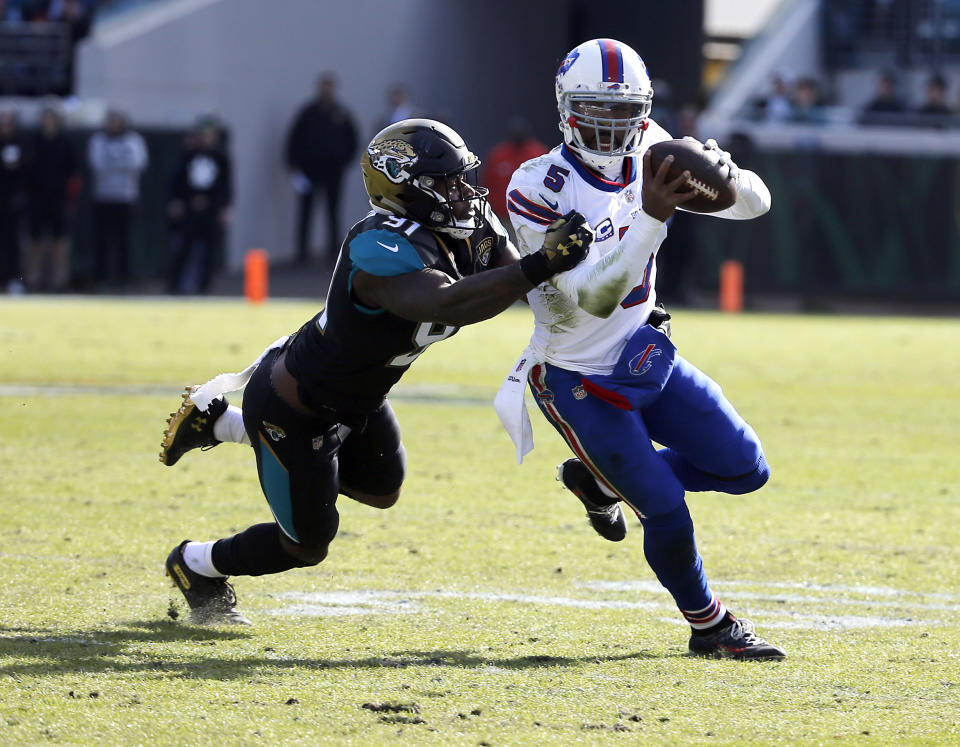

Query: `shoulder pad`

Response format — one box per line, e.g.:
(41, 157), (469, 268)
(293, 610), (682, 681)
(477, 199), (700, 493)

(349, 228), (425, 276)
(505, 151), (569, 228)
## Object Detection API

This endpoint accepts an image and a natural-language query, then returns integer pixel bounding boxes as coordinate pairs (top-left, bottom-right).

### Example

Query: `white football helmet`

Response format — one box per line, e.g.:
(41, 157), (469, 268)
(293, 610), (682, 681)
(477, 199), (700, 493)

(555, 38), (654, 171)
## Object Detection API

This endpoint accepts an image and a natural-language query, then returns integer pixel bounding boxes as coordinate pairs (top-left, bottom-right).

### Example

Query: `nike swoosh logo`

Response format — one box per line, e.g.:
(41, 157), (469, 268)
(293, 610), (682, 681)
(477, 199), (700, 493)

(539, 194), (560, 211)
(376, 240), (399, 252)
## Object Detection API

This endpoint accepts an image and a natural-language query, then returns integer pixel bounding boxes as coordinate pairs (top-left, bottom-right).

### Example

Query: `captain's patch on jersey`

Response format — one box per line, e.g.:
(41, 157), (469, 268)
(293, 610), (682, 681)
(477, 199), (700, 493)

(594, 217), (614, 241)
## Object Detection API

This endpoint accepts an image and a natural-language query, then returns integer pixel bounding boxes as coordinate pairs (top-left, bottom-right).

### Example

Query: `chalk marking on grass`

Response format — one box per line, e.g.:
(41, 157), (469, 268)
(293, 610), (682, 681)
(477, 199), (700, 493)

(583, 579), (960, 602)
(266, 584), (951, 630)
(580, 581), (960, 611)
(0, 383), (491, 406)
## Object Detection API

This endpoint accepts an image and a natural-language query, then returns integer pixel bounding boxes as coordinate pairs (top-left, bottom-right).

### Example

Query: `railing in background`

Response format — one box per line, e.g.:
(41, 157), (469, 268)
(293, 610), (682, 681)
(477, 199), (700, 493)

(666, 144), (960, 306)
(824, 0), (960, 69)
(0, 22), (71, 96)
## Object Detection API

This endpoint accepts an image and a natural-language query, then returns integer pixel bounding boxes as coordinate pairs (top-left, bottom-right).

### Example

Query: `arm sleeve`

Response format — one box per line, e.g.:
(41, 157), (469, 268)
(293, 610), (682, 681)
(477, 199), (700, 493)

(515, 210), (668, 318)
(703, 168), (771, 220)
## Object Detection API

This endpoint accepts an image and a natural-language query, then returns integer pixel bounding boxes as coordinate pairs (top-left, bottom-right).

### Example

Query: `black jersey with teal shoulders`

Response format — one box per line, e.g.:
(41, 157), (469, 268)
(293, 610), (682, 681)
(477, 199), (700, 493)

(284, 208), (507, 416)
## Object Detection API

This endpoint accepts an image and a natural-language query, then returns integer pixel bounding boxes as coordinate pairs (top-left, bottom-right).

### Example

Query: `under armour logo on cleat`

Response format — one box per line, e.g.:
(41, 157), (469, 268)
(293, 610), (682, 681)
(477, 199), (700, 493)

(191, 416), (208, 432)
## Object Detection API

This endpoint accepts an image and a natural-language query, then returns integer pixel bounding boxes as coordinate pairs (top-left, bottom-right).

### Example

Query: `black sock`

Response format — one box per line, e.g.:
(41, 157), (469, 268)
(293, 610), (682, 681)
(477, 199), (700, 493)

(211, 522), (305, 576)
(691, 611), (736, 636)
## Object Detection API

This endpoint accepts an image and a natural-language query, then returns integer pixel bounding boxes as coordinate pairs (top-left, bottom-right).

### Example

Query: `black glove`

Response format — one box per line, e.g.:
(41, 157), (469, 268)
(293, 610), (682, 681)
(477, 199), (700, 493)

(647, 303), (672, 338)
(518, 210), (593, 286)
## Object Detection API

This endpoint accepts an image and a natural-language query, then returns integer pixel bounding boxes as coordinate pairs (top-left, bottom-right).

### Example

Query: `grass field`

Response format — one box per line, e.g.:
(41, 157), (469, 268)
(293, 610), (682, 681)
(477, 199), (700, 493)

(1, 296), (958, 745)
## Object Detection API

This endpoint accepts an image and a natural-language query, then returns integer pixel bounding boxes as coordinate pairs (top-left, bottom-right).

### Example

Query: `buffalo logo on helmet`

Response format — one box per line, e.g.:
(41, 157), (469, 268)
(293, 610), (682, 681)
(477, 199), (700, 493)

(558, 49), (580, 76)
(368, 138), (419, 184)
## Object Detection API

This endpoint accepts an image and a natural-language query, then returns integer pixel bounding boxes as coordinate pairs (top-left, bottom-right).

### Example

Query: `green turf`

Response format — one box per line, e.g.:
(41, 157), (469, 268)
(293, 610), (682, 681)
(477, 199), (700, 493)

(1, 297), (958, 744)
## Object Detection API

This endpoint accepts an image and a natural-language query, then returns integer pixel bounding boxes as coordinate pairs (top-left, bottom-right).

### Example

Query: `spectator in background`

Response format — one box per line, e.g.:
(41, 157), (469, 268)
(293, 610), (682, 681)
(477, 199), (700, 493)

(166, 116), (232, 294)
(482, 116), (546, 230)
(285, 72), (358, 267)
(24, 106), (78, 292)
(858, 69), (905, 125)
(790, 76), (827, 124)
(674, 104), (700, 138)
(0, 109), (26, 293)
(914, 72), (953, 125)
(375, 82), (418, 132)
(87, 108), (148, 289)
(650, 78), (678, 135)
(763, 71), (795, 123)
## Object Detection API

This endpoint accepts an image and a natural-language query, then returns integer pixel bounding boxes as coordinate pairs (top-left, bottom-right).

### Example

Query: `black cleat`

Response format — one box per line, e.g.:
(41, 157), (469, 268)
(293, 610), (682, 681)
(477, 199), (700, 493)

(159, 386), (228, 466)
(165, 541), (251, 625)
(689, 618), (786, 660)
(557, 458), (627, 542)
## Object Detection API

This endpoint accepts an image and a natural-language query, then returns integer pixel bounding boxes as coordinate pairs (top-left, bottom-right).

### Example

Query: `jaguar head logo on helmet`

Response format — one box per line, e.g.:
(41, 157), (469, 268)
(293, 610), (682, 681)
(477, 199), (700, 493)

(555, 38), (654, 172)
(361, 118), (488, 239)
(368, 138), (419, 184)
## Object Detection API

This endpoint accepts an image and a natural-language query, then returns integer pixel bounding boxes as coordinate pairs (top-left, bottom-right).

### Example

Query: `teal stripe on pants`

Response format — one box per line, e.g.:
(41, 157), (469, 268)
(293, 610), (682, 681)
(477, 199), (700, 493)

(258, 434), (297, 542)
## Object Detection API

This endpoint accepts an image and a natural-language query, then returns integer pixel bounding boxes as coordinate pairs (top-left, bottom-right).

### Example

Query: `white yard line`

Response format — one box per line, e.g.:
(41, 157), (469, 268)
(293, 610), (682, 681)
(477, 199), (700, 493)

(265, 582), (955, 630)
(0, 383), (491, 405)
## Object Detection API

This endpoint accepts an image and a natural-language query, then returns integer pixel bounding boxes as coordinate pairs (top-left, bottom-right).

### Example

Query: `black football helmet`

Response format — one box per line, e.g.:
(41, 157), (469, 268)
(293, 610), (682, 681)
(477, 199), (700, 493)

(361, 118), (488, 238)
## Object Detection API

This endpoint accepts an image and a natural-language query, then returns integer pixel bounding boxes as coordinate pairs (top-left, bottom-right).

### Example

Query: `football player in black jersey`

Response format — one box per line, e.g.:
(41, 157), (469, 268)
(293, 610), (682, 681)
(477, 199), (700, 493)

(159, 119), (594, 624)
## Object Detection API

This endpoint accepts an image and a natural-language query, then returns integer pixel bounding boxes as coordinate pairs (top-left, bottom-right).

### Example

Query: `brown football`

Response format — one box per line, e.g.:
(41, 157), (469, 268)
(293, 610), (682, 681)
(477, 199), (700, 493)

(646, 138), (738, 213)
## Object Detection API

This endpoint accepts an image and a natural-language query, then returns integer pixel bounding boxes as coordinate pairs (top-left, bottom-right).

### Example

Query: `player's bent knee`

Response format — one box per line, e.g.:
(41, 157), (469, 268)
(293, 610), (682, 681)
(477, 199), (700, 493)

(341, 483), (401, 509)
(723, 452), (770, 495)
(280, 534), (329, 566)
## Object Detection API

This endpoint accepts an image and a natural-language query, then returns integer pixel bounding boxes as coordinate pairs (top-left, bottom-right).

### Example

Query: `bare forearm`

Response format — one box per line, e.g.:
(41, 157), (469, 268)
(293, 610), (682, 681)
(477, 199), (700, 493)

(408, 264), (532, 326)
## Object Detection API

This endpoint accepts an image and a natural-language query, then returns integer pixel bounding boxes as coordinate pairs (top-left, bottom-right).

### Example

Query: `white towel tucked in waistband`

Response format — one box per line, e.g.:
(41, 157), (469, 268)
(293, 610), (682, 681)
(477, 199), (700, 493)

(493, 345), (542, 464)
(191, 335), (289, 411)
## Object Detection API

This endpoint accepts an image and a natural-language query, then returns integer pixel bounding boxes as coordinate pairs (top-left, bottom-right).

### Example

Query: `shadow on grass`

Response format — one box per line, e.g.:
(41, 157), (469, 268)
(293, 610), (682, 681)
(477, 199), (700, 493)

(0, 620), (663, 680)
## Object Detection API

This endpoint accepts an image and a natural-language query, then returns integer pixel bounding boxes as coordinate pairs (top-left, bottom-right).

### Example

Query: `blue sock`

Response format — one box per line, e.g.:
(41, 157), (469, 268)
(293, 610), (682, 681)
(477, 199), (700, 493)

(640, 502), (714, 612)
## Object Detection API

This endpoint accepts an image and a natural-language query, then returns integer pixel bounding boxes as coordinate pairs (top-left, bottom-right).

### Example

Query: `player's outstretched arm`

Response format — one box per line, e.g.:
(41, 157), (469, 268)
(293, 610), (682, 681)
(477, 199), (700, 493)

(352, 212), (593, 327)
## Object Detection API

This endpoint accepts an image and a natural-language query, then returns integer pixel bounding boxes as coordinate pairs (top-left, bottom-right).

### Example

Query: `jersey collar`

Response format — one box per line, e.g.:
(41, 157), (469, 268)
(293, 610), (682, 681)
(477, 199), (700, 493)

(560, 145), (637, 193)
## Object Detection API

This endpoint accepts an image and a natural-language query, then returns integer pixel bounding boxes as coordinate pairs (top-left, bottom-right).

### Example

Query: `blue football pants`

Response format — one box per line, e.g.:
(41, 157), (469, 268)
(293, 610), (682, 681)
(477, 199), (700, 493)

(530, 354), (768, 519)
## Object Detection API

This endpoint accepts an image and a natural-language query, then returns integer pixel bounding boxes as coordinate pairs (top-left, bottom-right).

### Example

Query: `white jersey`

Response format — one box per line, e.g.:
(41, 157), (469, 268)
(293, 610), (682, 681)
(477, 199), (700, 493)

(496, 123), (772, 460)
(506, 120), (771, 375)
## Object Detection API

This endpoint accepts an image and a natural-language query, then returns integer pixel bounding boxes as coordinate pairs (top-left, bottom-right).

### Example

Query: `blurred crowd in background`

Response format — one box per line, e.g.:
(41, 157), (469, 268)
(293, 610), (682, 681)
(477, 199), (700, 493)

(1, 0), (959, 299)
(0, 105), (233, 294)
(751, 69), (959, 127)
(0, 0), (95, 97)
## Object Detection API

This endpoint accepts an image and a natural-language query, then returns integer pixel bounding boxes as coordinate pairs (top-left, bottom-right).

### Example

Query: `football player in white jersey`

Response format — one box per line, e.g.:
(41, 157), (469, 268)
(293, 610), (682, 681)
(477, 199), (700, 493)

(495, 38), (786, 659)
